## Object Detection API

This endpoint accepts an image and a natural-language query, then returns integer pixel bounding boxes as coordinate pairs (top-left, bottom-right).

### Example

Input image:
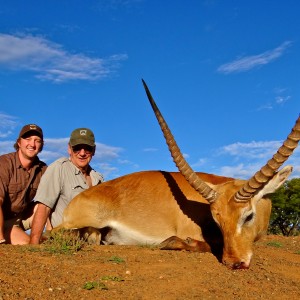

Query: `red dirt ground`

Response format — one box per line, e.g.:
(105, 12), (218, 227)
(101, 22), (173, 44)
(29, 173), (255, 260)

(0, 234), (299, 300)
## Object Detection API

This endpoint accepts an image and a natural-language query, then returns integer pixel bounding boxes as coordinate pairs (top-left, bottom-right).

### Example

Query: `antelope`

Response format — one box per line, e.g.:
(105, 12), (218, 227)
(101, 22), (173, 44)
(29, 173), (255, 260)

(54, 80), (300, 269)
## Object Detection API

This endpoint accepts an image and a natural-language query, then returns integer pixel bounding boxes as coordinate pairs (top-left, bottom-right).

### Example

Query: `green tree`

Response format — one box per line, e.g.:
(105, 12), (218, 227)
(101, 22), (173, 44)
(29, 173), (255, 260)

(269, 178), (300, 236)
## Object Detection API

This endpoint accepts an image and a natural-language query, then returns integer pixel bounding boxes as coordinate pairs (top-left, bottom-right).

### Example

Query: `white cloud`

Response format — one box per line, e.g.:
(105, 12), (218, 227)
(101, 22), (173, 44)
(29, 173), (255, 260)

(183, 153), (190, 159)
(191, 158), (206, 168)
(0, 131), (130, 180)
(0, 112), (18, 138)
(214, 140), (300, 179)
(275, 95), (291, 104)
(220, 140), (282, 160)
(256, 103), (273, 111)
(218, 163), (261, 179)
(0, 33), (127, 83)
(38, 138), (124, 179)
(93, 142), (123, 160)
(256, 86), (291, 111)
(0, 140), (16, 154)
(39, 138), (123, 163)
(217, 41), (292, 74)
(38, 138), (69, 163)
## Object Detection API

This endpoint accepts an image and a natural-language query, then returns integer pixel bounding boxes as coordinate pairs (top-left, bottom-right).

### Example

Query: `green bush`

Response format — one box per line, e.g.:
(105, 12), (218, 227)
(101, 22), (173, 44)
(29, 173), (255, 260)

(269, 178), (300, 236)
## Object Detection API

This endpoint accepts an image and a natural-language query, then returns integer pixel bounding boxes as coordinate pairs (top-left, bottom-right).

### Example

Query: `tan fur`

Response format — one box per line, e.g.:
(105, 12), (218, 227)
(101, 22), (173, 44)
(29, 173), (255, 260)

(54, 166), (292, 269)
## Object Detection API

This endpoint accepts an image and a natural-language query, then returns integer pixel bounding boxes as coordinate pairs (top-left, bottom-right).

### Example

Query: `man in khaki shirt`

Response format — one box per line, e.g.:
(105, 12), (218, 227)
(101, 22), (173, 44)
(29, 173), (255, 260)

(30, 128), (103, 244)
(0, 124), (47, 244)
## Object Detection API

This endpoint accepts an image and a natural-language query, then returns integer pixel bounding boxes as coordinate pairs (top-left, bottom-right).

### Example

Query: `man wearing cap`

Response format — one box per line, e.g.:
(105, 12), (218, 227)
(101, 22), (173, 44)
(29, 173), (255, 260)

(29, 128), (104, 244)
(0, 124), (47, 245)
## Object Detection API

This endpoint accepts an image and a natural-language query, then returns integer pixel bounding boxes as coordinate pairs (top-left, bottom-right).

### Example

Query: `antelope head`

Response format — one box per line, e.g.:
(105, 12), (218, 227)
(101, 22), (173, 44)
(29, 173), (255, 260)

(142, 79), (300, 268)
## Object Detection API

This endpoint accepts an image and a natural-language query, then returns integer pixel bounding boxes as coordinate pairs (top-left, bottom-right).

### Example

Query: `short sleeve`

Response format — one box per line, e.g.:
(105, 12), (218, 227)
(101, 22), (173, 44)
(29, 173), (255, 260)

(34, 159), (64, 209)
(91, 170), (104, 185)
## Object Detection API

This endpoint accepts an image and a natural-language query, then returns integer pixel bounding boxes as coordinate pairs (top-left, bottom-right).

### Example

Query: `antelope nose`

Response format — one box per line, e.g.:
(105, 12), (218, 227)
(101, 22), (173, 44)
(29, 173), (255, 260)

(233, 262), (242, 269)
(232, 261), (249, 270)
(223, 258), (250, 269)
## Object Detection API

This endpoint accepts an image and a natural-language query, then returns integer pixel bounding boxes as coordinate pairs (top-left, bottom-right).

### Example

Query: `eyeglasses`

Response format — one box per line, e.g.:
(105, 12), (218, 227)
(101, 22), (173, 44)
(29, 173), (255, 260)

(72, 145), (94, 155)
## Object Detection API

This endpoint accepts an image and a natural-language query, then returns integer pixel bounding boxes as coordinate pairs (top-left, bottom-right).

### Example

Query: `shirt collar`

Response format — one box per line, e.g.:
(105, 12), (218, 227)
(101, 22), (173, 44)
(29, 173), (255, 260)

(15, 151), (42, 170)
(69, 158), (92, 175)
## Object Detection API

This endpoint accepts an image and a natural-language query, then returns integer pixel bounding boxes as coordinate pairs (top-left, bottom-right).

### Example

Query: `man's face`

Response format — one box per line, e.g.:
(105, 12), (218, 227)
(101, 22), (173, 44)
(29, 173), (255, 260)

(18, 135), (43, 160)
(68, 144), (95, 170)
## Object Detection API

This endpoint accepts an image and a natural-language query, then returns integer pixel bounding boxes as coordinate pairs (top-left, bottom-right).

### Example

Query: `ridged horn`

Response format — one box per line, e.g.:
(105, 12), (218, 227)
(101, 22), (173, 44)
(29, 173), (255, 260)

(234, 114), (300, 202)
(142, 79), (218, 203)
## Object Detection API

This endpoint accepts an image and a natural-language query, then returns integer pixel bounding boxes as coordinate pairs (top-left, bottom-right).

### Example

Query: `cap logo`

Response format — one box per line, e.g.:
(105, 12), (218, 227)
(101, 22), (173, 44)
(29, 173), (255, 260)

(29, 125), (37, 130)
(80, 130), (87, 136)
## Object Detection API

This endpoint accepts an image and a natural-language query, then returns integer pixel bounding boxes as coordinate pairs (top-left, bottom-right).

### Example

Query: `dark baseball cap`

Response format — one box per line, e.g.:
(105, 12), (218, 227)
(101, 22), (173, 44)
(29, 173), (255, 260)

(19, 124), (43, 139)
(69, 128), (95, 147)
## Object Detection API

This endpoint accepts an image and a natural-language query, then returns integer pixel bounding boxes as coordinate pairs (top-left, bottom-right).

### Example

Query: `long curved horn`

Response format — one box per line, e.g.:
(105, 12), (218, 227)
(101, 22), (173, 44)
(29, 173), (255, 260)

(142, 79), (218, 203)
(234, 115), (300, 202)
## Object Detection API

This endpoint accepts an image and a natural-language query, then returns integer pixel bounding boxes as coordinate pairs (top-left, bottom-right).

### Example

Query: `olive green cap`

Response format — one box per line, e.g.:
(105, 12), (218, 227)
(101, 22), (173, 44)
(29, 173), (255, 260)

(69, 128), (95, 147)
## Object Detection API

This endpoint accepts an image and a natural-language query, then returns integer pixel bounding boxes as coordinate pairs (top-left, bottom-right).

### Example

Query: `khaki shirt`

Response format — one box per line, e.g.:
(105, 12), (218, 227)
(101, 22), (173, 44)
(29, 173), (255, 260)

(0, 152), (47, 219)
(34, 157), (104, 227)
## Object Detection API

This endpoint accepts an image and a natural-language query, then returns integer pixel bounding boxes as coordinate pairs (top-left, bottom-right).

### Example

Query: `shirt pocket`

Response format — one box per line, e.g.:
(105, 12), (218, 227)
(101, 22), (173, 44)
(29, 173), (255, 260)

(7, 183), (26, 214)
(70, 185), (85, 200)
(8, 183), (24, 196)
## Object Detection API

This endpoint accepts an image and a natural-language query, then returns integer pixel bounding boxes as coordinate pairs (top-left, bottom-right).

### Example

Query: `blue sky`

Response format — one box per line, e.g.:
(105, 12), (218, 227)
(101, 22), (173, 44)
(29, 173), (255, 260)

(0, 0), (299, 181)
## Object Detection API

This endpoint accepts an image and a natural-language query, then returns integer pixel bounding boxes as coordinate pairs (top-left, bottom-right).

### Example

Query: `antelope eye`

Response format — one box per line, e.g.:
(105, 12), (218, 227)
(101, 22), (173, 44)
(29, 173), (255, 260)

(245, 213), (254, 223)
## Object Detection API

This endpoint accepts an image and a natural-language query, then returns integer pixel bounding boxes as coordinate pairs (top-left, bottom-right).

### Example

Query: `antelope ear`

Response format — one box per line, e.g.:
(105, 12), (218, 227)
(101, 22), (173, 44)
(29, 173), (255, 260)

(254, 165), (293, 200)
